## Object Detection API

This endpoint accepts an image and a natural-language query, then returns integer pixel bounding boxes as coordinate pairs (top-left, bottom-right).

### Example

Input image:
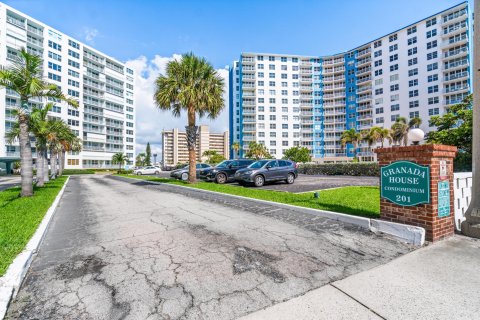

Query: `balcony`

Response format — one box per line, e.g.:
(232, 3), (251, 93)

(357, 76), (372, 84)
(84, 52), (104, 64)
(357, 95), (372, 102)
(444, 85), (470, 93)
(444, 71), (469, 82)
(27, 25), (43, 36)
(443, 33), (468, 48)
(444, 59), (469, 71)
(357, 85), (372, 93)
(356, 67), (372, 76)
(442, 9), (467, 24)
(442, 22), (467, 37)
(356, 58), (372, 67)
(83, 146), (105, 152)
(357, 48), (371, 57)
(7, 16), (25, 29)
(444, 46), (468, 58)
(300, 85), (313, 91)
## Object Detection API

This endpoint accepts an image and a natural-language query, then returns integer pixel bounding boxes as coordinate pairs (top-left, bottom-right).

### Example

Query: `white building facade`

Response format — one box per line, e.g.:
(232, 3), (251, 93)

(0, 3), (136, 169)
(230, 2), (471, 162)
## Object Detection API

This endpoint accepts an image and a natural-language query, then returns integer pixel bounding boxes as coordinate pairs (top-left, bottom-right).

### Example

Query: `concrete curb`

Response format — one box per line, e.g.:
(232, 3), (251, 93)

(113, 176), (425, 246)
(0, 176), (70, 319)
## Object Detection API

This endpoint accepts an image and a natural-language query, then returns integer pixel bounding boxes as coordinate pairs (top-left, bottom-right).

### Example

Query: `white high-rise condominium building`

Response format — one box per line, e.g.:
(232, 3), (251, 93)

(0, 3), (136, 169)
(230, 2), (471, 162)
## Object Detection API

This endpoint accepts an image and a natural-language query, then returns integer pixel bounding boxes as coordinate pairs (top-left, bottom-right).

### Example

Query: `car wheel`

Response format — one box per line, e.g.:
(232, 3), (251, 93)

(181, 172), (188, 181)
(137, 172), (142, 175)
(216, 173), (227, 184)
(286, 173), (295, 184)
(254, 175), (265, 187)
(154, 171), (159, 175)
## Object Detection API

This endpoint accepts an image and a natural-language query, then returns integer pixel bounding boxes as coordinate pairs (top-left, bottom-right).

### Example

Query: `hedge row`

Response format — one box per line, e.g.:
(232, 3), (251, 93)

(299, 162), (380, 176)
(62, 169), (95, 175)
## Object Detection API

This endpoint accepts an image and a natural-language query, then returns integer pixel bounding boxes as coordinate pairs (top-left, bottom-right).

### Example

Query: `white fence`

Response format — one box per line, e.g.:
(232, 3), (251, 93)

(453, 172), (472, 231)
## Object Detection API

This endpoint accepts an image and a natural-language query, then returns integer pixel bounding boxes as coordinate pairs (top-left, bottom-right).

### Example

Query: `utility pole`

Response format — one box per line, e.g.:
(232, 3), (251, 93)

(462, 0), (480, 237)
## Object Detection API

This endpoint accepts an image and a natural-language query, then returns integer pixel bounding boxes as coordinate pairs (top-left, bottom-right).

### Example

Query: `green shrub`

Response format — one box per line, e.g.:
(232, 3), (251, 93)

(62, 169), (95, 175)
(117, 169), (133, 174)
(454, 152), (472, 172)
(299, 162), (380, 176)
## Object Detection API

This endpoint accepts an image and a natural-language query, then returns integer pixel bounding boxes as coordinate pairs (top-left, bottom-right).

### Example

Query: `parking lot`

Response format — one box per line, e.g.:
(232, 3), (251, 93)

(158, 171), (378, 193)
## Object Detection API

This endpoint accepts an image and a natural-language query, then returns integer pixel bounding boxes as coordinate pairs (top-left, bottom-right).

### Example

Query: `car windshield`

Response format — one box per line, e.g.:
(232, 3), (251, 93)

(215, 161), (232, 168)
(248, 160), (269, 169)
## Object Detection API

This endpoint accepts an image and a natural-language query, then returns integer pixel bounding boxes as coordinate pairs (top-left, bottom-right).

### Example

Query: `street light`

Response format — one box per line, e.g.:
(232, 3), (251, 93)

(461, 0), (480, 238)
(408, 128), (425, 146)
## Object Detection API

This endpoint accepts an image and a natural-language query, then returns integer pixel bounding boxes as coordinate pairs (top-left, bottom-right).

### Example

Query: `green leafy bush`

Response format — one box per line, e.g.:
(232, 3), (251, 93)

(299, 162), (380, 176)
(117, 169), (133, 174)
(62, 169), (95, 175)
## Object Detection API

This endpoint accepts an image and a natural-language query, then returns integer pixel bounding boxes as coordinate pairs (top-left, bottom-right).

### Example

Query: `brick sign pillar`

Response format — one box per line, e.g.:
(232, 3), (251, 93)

(375, 145), (457, 242)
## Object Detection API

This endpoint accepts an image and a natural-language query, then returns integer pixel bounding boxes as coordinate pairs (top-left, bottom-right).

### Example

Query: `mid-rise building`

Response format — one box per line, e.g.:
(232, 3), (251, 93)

(162, 125), (229, 166)
(0, 3), (136, 168)
(230, 2), (471, 162)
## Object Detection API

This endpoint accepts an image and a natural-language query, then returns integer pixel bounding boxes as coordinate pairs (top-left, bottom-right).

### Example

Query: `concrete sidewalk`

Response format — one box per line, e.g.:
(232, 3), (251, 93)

(240, 235), (480, 320)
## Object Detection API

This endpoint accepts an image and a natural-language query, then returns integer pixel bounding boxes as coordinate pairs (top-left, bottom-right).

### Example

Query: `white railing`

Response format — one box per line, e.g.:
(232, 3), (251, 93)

(453, 172), (472, 231)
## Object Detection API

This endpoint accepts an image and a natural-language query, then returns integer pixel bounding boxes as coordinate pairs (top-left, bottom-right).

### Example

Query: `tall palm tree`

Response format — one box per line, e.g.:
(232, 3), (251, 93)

(48, 119), (76, 178)
(0, 48), (77, 196)
(231, 142), (241, 159)
(391, 117), (422, 146)
(112, 153), (128, 171)
(245, 141), (272, 160)
(340, 128), (362, 160)
(57, 128), (82, 176)
(377, 127), (392, 148)
(154, 53), (224, 183)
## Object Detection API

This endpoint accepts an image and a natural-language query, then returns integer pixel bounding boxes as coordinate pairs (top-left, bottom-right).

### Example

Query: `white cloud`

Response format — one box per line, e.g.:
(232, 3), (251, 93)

(83, 27), (99, 43)
(125, 54), (230, 161)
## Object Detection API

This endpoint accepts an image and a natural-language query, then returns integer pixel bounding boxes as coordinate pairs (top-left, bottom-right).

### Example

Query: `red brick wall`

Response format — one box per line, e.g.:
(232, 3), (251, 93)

(375, 145), (457, 242)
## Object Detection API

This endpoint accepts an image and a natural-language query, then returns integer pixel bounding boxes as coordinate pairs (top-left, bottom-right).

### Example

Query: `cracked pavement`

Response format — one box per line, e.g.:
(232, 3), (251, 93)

(6, 175), (413, 319)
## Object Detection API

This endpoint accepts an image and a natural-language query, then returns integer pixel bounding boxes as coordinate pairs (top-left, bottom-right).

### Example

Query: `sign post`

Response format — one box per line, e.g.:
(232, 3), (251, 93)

(375, 144), (457, 242)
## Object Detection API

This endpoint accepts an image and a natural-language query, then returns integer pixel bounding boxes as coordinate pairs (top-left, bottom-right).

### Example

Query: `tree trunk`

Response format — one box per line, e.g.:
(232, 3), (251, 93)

(36, 146), (44, 187)
(186, 108), (197, 183)
(50, 147), (57, 179)
(58, 150), (64, 176)
(18, 109), (34, 196)
(43, 148), (49, 183)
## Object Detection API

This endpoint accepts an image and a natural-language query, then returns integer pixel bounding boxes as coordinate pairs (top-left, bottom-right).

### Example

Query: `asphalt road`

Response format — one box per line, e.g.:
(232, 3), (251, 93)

(0, 175), (20, 191)
(7, 175), (411, 320)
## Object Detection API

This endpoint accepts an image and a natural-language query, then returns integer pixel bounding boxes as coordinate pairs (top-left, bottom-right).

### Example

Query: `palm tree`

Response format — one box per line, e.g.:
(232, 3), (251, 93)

(377, 127), (392, 148)
(0, 48), (77, 196)
(48, 119), (76, 178)
(231, 142), (241, 159)
(340, 128), (362, 160)
(391, 117), (422, 146)
(154, 53), (224, 183)
(112, 153), (128, 171)
(245, 141), (272, 160)
(58, 131), (82, 176)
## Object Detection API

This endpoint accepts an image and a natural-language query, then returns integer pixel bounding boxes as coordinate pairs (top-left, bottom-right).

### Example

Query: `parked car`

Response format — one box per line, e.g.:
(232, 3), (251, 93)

(234, 159), (298, 187)
(134, 166), (161, 175)
(199, 159), (255, 184)
(170, 163), (212, 180)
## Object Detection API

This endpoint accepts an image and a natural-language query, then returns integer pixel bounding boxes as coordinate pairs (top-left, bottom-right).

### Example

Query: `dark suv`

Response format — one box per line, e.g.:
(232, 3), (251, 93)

(199, 159), (255, 184)
(234, 159), (298, 187)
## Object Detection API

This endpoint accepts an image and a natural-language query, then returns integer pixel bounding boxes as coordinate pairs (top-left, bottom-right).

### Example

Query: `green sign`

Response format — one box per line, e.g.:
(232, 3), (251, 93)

(380, 161), (430, 206)
(438, 181), (450, 217)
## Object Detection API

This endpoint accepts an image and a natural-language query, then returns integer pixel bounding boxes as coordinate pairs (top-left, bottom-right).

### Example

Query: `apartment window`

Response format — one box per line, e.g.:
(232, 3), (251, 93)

(269, 98), (275, 103)
(428, 96), (439, 105)
(68, 109), (79, 116)
(257, 115), (264, 120)
(375, 69), (383, 76)
(391, 94), (399, 101)
(268, 56), (275, 61)
(258, 106), (264, 112)
(375, 79), (383, 86)
(374, 40), (382, 48)
(269, 64), (275, 70)
(258, 81), (264, 86)
(428, 85), (439, 93)
(407, 26), (417, 35)
(389, 54), (398, 62)
(52, 106), (61, 113)
(257, 55), (264, 61)
(269, 106), (276, 112)
(409, 100), (419, 108)
(390, 64), (398, 71)
(48, 40), (62, 51)
(48, 62), (61, 72)
(427, 51), (438, 60)
(408, 47), (417, 56)
(428, 74), (438, 82)
(426, 18), (437, 27)
(68, 59), (80, 68)
(281, 65), (287, 70)
(407, 36), (417, 45)
(281, 82), (287, 87)
(282, 107), (288, 112)
(375, 88), (383, 95)
(409, 90), (419, 97)
(48, 51), (61, 62)
(281, 57), (287, 62)
(292, 66), (299, 71)
(409, 79), (418, 87)
(390, 84), (399, 91)
(408, 58), (418, 66)
(68, 79), (79, 87)
(375, 107), (384, 114)
(408, 68), (418, 77)
(258, 72), (264, 78)
(281, 98), (288, 104)
(410, 111), (420, 119)
(391, 114), (400, 121)
(258, 98), (264, 103)
(281, 74), (287, 79)
(257, 64), (264, 69)
(390, 74), (399, 82)
(389, 44), (398, 52)
(427, 62), (438, 71)
(374, 50), (382, 57)
(429, 108), (440, 116)
(372, 60), (382, 68)
(426, 29), (437, 38)
(281, 90), (287, 96)
(258, 132), (265, 138)
(391, 104), (400, 111)
(68, 89), (79, 97)
(68, 49), (79, 59)
(427, 40), (437, 49)
(48, 72), (61, 82)
(67, 119), (79, 126)
(270, 124), (276, 129)
(376, 117), (384, 124)
(389, 34), (398, 42)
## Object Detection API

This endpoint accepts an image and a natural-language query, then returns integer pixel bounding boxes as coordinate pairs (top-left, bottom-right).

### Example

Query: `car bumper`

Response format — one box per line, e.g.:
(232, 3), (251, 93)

(234, 173), (255, 183)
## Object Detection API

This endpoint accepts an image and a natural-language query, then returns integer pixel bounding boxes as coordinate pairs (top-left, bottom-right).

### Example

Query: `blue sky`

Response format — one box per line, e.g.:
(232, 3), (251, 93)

(3, 0), (468, 157)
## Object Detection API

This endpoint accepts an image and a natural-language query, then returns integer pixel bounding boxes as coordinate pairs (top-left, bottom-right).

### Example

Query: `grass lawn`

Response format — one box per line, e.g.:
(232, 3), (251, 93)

(116, 174), (380, 218)
(0, 176), (68, 276)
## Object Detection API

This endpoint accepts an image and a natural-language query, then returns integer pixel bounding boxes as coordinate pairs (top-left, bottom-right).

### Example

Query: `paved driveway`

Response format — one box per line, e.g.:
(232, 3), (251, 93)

(0, 175), (20, 191)
(7, 175), (411, 320)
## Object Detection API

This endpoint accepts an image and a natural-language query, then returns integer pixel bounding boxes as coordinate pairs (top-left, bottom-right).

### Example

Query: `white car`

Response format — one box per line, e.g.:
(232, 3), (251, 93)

(134, 166), (161, 175)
